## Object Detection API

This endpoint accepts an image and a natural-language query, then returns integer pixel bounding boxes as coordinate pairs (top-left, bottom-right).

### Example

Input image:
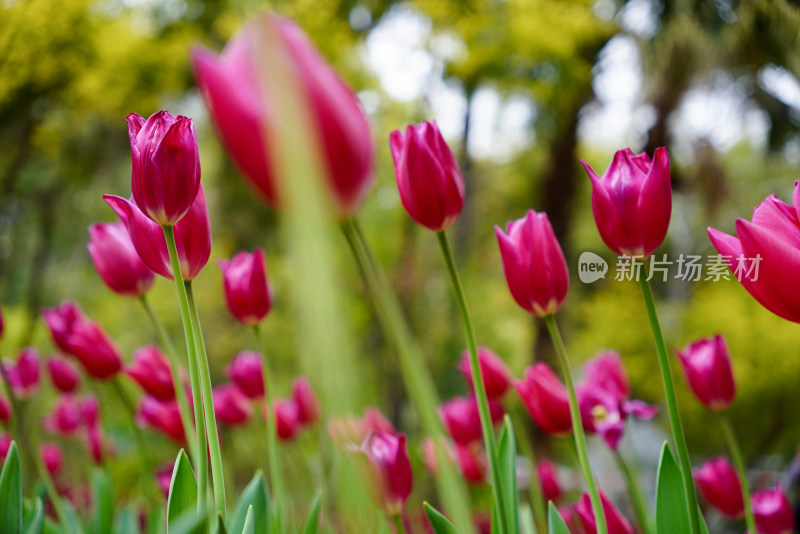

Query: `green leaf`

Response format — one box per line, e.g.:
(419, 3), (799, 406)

(241, 506), (254, 534)
(497, 416), (520, 533)
(229, 471), (268, 534)
(215, 513), (228, 534)
(0, 441), (22, 533)
(23, 497), (44, 534)
(89, 469), (113, 534)
(655, 442), (690, 534)
(698, 507), (710, 534)
(547, 502), (570, 534)
(301, 492), (322, 534)
(115, 507), (139, 534)
(168, 449), (198, 529)
(168, 508), (207, 534)
(422, 502), (459, 534)
(520, 504), (537, 534)
(147, 503), (165, 534)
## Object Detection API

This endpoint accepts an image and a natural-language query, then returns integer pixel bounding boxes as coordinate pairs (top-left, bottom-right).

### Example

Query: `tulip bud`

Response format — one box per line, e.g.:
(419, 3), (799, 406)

(3, 347), (40, 398)
(582, 147), (671, 258)
(360, 431), (413, 516)
(537, 459), (563, 503)
(86, 425), (110, 465)
(676, 334), (736, 411)
(292, 376), (320, 426)
(269, 399), (301, 441)
(217, 249), (273, 326)
(88, 221), (155, 297)
(515, 363), (572, 435)
(81, 394), (101, 429)
(753, 487), (795, 534)
(389, 121), (465, 231)
(226, 351), (264, 399)
(137, 396), (185, 442)
(47, 356), (81, 394)
(439, 396), (504, 445)
(457, 347), (511, 399)
(574, 491), (634, 534)
(496, 210), (569, 317)
(213, 384), (252, 427)
(191, 15), (374, 214)
(127, 111), (201, 226)
(693, 457), (744, 518)
(582, 351), (630, 402)
(40, 442), (63, 475)
(44, 395), (84, 436)
(0, 396), (10, 424)
(126, 345), (176, 401)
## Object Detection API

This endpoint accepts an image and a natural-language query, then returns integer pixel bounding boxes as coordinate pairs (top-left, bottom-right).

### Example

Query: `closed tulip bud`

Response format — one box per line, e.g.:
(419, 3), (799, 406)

(104, 185), (211, 282)
(582, 351), (630, 402)
(574, 491), (634, 534)
(127, 111), (201, 226)
(80, 395), (100, 429)
(88, 221), (155, 297)
(213, 384), (252, 427)
(515, 363), (572, 435)
(457, 347), (511, 399)
(753, 487), (795, 534)
(360, 431), (413, 516)
(693, 457), (744, 518)
(126, 345), (175, 401)
(3, 347), (40, 398)
(537, 459), (563, 503)
(137, 396), (185, 442)
(44, 395), (84, 436)
(40, 442), (63, 475)
(217, 249), (272, 326)
(292, 376), (320, 426)
(0, 396), (10, 424)
(226, 351), (264, 399)
(389, 121), (465, 231)
(676, 335), (736, 411)
(582, 147), (671, 258)
(41, 301), (122, 380)
(496, 210), (569, 317)
(439, 396), (504, 445)
(191, 15), (374, 214)
(47, 356), (81, 394)
(268, 399), (301, 441)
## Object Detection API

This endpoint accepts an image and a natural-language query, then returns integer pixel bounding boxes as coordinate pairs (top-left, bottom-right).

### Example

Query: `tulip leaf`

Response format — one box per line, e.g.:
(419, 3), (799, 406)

(0, 441), (23, 533)
(229, 471), (268, 534)
(169, 508), (207, 534)
(423, 502), (459, 534)
(23, 497), (44, 534)
(168, 449), (198, 529)
(655, 441), (690, 534)
(301, 492), (322, 534)
(497, 416), (520, 533)
(215, 513), (228, 534)
(547, 502), (571, 534)
(147, 503), (164, 534)
(241, 506), (254, 534)
(520, 504), (537, 534)
(89, 468), (114, 534)
(115, 506), (138, 534)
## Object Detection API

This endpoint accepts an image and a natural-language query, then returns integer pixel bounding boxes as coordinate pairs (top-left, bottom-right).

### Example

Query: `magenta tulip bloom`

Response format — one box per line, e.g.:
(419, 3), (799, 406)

(753, 487), (795, 534)
(40, 442), (63, 475)
(496, 210), (569, 317)
(360, 431), (413, 516)
(574, 491), (634, 534)
(213, 384), (252, 427)
(226, 351), (264, 399)
(126, 345), (176, 401)
(137, 396), (185, 442)
(292, 376), (320, 426)
(693, 457), (744, 518)
(582, 351), (630, 401)
(217, 249), (272, 326)
(44, 395), (84, 437)
(47, 356), (81, 394)
(515, 363), (572, 435)
(0, 396), (10, 424)
(3, 347), (40, 398)
(457, 346), (511, 399)
(582, 147), (671, 258)
(81, 394), (100, 429)
(439, 396), (504, 445)
(389, 121), (465, 231)
(270, 399), (301, 442)
(578, 381), (657, 450)
(127, 111), (201, 226)
(86, 425), (109, 465)
(191, 15), (374, 214)
(104, 185), (210, 281)
(676, 334), (736, 411)
(42, 301), (122, 380)
(88, 221), (155, 297)
(708, 180), (800, 323)
(537, 459), (563, 503)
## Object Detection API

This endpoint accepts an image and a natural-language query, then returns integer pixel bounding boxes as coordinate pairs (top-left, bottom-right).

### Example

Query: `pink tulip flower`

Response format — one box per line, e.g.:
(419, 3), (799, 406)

(360, 431), (413, 516)
(3, 347), (40, 398)
(439, 396), (504, 445)
(47, 356), (81, 394)
(574, 491), (635, 534)
(88, 221), (155, 297)
(693, 457), (744, 518)
(126, 345), (176, 401)
(457, 347), (512, 399)
(218, 249), (273, 327)
(753, 486), (795, 534)
(213, 384), (252, 427)
(226, 351), (264, 399)
(676, 334), (736, 411)
(515, 363), (572, 435)
(291, 376), (320, 426)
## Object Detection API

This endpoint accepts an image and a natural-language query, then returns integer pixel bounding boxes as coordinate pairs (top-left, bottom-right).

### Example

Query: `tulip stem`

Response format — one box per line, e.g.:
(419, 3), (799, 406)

(614, 450), (653, 534)
(343, 219), (475, 534)
(392, 514), (407, 534)
(509, 410), (547, 534)
(721, 415), (756, 534)
(543, 314), (607, 534)
(436, 230), (509, 534)
(638, 276), (700, 534)
(185, 281), (228, 521)
(112, 376), (156, 506)
(139, 295), (197, 462)
(162, 225), (208, 517)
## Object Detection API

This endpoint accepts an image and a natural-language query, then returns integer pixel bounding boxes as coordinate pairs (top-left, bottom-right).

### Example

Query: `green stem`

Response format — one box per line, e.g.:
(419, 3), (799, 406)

(436, 230), (508, 534)
(185, 282), (227, 521)
(543, 315), (607, 534)
(638, 276), (700, 534)
(614, 450), (653, 534)
(721, 415), (756, 534)
(510, 411), (547, 534)
(139, 295), (197, 462)
(111, 376), (155, 505)
(392, 514), (407, 534)
(162, 225), (208, 515)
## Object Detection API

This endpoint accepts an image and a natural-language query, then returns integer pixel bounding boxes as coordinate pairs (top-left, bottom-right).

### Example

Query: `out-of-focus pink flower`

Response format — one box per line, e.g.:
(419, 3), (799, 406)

(537, 459), (563, 503)
(85, 425), (110, 465)
(292, 376), (320, 426)
(582, 147), (671, 258)
(126, 345), (175, 401)
(0, 434), (11, 463)
(578, 382), (657, 451)
(582, 351), (630, 401)
(127, 110), (201, 227)
(218, 249), (273, 327)
(515, 363), (572, 435)
(104, 185), (211, 282)
(44, 395), (84, 436)
(47, 356), (81, 394)
(457, 347), (511, 399)
(156, 461), (174, 499)
(137, 396), (185, 443)
(41, 301), (122, 380)
(574, 491), (635, 534)
(360, 431), (413, 516)
(439, 396), (504, 445)
(226, 351), (264, 399)
(363, 407), (396, 436)
(496, 210), (569, 317)
(40, 442), (63, 475)
(693, 457), (744, 519)
(213, 384), (252, 427)
(0, 396), (10, 425)
(3, 347), (40, 398)
(88, 221), (155, 297)
(80, 394), (100, 429)
(269, 399), (300, 441)
(753, 486), (795, 534)
(191, 15), (374, 214)
(328, 407), (396, 446)
(676, 334), (736, 411)
(421, 438), (486, 485)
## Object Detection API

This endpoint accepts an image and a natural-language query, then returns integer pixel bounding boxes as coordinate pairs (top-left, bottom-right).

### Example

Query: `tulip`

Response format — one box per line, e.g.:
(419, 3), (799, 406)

(457, 347), (511, 399)
(292, 376), (320, 426)
(328, 407), (396, 447)
(537, 459), (563, 503)
(581, 147), (671, 258)
(127, 111), (201, 226)
(218, 249), (273, 326)
(0, 396), (9, 424)
(47, 356), (81, 394)
(40, 442), (63, 475)
(708, 181), (800, 323)
(126, 345), (176, 401)
(104, 185), (211, 281)
(360, 431), (413, 516)
(3, 347), (40, 398)
(439, 396), (504, 445)
(226, 351), (265, 399)
(191, 15), (374, 214)
(515, 363), (572, 435)
(80, 394), (100, 429)
(389, 121), (465, 231)
(270, 398), (301, 441)
(41, 301), (122, 380)
(578, 382), (657, 450)
(693, 457), (744, 518)
(582, 351), (630, 402)
(574, 491), (635, 534)
(496, 210), (569, 317)
(88, 221), (155, 297)
(44, 395), (84, 436)
(675, 335), (736, 411)
(0, 434), (11, 463)
(362, 407), (396, 436)
(752, 487), (795, 534)
(137, 396), (185, 442)
(421, 438), (486, 485)
(85, 425), (110, 465)
(213, 384), (252, 427)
